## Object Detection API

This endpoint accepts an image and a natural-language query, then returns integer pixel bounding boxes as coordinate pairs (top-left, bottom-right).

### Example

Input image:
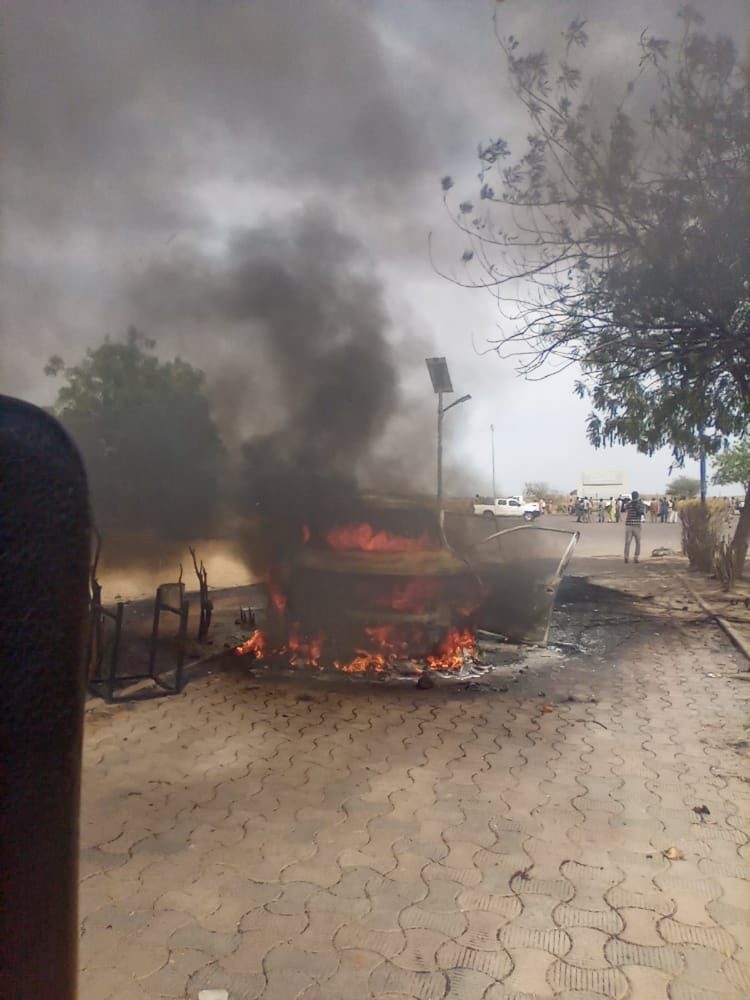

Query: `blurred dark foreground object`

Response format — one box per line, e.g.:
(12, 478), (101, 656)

(0, 396), (90, 998)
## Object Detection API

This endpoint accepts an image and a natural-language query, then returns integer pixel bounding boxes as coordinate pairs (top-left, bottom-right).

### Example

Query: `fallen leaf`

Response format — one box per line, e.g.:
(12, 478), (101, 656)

(662, 846), (684, 861)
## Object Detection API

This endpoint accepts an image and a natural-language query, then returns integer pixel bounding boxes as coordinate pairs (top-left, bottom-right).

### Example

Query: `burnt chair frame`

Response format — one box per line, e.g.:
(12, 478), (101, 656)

(87, 582), (189, 703)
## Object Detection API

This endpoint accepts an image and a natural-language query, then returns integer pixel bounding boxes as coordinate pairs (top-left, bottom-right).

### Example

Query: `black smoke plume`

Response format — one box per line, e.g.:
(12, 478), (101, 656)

(128, 209), (404, 572)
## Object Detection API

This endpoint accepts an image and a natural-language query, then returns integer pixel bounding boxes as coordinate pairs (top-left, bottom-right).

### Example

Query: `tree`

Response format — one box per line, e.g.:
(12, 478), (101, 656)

(523, 480), (553, 499)
(47, 327), (224, 542)
(712, 436), (750, 491)
(666, 476), (700, 498)
(439, 5), (749, 568)
(713, 433), (750, 572)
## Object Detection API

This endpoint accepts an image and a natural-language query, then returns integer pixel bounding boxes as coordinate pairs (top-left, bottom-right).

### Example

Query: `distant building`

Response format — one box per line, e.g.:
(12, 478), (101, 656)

(577, 469), (629, 500)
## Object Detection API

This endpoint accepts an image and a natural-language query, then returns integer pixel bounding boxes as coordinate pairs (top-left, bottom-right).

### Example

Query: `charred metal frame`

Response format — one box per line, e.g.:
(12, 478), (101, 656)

(87, 582), (189, 702)
(86, 595), (125, 703)
(148, 582), (190, 693)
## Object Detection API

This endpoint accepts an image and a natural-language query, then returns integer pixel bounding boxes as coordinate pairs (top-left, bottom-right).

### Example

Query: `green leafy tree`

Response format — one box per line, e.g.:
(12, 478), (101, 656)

(440, 6), (749, 569)
(47, 327), (224, 541)
(712, 432), (750, 572)
(712, 437), (750, 491)
(666, 475), (700, 498)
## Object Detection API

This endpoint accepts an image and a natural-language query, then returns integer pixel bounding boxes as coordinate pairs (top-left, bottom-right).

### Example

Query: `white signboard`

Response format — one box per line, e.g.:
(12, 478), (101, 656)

(577, 470), (629, 499)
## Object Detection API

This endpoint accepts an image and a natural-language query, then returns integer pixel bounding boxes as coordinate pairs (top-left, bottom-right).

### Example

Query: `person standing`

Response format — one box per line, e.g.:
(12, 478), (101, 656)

(650, 497), (659, 523)
(607, 496), (616, 522)
(623, 490), (647, 563)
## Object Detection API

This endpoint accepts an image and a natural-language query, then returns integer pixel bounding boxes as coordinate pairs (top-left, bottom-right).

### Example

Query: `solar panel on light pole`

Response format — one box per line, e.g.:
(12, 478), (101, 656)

(425, 357), (454, 394)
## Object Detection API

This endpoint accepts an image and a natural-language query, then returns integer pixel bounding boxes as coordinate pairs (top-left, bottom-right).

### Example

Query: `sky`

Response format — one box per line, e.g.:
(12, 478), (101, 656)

(1, 0), (746, 498)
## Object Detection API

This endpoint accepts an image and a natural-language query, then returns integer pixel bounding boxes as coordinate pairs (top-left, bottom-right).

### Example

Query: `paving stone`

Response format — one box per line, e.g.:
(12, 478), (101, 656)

(667, 982), (746, 1000)
(546, 960), (629, 998)
(444, 965), (503, 998)
(614, 906), (664, 946)
(420, 877), (463, 910)
(664, 944), (731, 992)
(169, 923), (238, 957)
(553, 903), (623, 934)
(604, 937), (684, 974)
(368, 960), (448, 999)
(262, 943), (338, 1000)
(562, 927), (614, 969)
(722, 955), (750, 993)
(512, 893), (560, 930)
(400, 905), (469, 938)
(293, 909), (344, 955)
(698, 859), (750, 879)
(456, 890), (523, 922)
(499, 924), (571, 957)
(605, 885), (674, 915)
(510, 873), (575, 901)
(139, 948), (214, 997)
(334, 922), (405, 959)
(658, 916), (736, 955)
(79, 965), (152, 1000)
(187, 961), (265, 1000)
(500, 947), (557, 995)
(619, 964), (672, 1000)
(78, 597), (750, 999)
(437, 939), (513, 979)
(423, 860), (483, 888)
(484, 988), (552, 1000)
(82, 905), (152, 934)
(706, 899), (750, 928)
(299, 948), (382, 999)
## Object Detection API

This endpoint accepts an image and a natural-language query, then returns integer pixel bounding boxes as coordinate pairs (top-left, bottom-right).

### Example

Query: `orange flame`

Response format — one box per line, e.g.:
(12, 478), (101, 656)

(386, 577), (439, 612)
(286, 625), (324, 668)
(235, 630), (266, 658)
(270, 583), (287, 613)
(426, 628), (476, 670)
(326, 523), (435, 553)
(234, 623), (475, 673)
(335, 652), (388, 673)
(234, 522), (478, 672)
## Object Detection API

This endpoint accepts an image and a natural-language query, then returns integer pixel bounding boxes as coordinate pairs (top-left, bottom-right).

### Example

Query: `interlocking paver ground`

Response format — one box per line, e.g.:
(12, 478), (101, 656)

(79, 564), (750, 998)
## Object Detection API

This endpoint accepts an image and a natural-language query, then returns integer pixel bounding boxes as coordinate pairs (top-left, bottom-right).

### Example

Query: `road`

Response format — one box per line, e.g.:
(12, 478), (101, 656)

(78, 555), (750, 999)
(544, 512), (683, 561)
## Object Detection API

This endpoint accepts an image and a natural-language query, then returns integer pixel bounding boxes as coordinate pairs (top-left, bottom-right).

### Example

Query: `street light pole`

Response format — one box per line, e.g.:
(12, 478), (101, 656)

(437, 391), (444, 504)
(437, 392), (472, 504)
(490, 423), (496, 497)
(425, 358), (470, 508)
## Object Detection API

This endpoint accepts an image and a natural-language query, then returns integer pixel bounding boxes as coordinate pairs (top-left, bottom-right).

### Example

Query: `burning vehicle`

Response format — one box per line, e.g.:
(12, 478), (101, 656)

(237, 496), (480, 671)
(236, 495), (578, 672)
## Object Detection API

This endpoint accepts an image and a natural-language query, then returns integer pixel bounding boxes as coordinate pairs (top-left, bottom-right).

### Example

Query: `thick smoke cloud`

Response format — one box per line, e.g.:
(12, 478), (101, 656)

(1, 0), (745, 550)
(128, 209), (398, 469)
(0, 0), (462, 401)
(125, 209), (416, 569)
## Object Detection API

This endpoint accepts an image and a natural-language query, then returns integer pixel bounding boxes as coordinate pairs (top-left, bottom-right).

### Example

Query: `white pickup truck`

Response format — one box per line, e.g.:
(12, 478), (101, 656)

(473, 496), (541, 522)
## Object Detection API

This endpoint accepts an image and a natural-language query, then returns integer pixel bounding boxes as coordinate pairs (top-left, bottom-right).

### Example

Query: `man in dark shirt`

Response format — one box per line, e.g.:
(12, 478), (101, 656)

(623, 490), (647, 563)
